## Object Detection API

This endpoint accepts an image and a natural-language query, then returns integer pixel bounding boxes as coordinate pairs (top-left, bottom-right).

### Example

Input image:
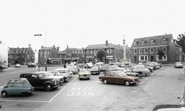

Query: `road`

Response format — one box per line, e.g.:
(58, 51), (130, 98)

(0, 65), (184, 111)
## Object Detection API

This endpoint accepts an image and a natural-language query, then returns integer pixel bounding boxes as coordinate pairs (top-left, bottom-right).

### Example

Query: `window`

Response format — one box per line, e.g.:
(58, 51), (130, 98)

(150, 48), (154, 53)
(107, 49), (112, 54)
(134, 41), (138, 45)
(139, 48), (143, 54)
(144, 48), (147, 54)
(134, 49), (137, 54)
(142, 41), (146, 45)
(151, 39), (155, 45)
(91, 50), (93, 54)
(139, 55), (148, 61)
(162, 38), (167, 43)
(163, 47), (167, 53)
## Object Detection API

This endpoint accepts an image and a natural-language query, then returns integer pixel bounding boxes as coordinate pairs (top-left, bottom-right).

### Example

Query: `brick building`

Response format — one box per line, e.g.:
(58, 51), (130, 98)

(130, 34), (184, 64)
(8, 44), (35, 65)
(84, 40), (129, 63)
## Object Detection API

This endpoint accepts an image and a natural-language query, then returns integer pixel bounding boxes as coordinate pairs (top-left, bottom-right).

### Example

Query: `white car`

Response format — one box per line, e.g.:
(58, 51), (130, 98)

(15, 64), (21, 68)
(54, 68), (73, 82)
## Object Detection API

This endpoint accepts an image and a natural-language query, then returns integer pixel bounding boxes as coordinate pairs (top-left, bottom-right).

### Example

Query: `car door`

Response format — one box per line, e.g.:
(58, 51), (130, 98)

(106, 72), (115, 84)
(113, 72), (123, 84)
(29, 74), (40, 87)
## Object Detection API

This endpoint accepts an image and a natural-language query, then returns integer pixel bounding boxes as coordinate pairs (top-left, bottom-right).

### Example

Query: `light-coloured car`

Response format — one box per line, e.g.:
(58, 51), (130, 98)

(15, 63), (21, 68)
(54, 68), (73, 82)
(78, 69), (91, 80)
(66, 65), (79, 74)
(1, 78), (34, 97)
(132, 65), (151, 77)
(175, 62), (183, 68)
(90, 66), (100, 75)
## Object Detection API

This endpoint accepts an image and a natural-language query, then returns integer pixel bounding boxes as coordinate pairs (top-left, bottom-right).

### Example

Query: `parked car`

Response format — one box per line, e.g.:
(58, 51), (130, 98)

(99, 71), (139, 86)
(27, 62), (36, 68)
(175, 62), (183, 68)
(90, 66), (100, 75)
(20, 72), (59, 91)
(35, 71), (65, 86)
(131, 65), (151, 77)
(153, 104), (185, 111)
(15, 63), (21, 68)
(1, 78), (34, 97)
(110, 67), (141, 78)
(66, 65), (79, 74)
(53, 68), (72, 82)
(78, 69), (91, 80)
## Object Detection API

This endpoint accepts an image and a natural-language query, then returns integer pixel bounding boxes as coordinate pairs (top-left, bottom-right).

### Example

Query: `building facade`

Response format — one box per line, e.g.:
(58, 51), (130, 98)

(130, 34), (183, 64)
(8, 44), (35, 65)
(58, 45), (84, 64)
(84, 40), (129, 64)
(38, 45), (60, 65)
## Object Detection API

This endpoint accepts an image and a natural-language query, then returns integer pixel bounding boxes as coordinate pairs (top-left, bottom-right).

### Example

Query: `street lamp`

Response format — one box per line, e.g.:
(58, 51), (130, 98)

(122, 35), (127, 62)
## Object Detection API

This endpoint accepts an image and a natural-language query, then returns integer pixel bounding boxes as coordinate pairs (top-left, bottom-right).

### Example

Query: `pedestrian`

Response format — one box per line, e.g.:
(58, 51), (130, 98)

(45, 63), (47, 71)
(64, 64), (66, 68)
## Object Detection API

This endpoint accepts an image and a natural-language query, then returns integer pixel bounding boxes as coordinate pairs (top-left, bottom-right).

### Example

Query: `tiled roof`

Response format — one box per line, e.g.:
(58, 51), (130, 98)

(9, 47), (28, 54)
(131, 34), (173, 48)
(85, 43), (116, 50)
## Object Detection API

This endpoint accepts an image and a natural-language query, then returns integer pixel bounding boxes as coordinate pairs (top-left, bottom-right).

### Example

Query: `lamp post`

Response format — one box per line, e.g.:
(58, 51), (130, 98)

(122, 35), (127, 62)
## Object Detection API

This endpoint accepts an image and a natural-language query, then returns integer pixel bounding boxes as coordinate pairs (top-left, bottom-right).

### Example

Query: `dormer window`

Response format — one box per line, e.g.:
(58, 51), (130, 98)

(162, 38), (167, 43)
(134, 41), (138, 45)
(151, 39), (155, 45)
(142, 40), (146, 45)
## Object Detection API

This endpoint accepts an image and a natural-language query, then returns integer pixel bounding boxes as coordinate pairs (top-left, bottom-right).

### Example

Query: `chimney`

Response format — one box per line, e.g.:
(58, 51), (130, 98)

(28, 44), (31, 48)
(105, 40), (108, 46)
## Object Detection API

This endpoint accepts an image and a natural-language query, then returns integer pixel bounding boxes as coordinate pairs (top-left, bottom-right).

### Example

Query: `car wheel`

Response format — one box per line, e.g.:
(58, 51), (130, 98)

(103, 80), (107, 84)
(125, 81), (130, 86)
(45, 84), (53, 91)
(1, 91), (8, 98)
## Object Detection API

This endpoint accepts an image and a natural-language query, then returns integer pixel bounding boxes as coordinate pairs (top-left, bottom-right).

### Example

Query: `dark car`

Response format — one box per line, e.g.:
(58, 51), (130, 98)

(27, 62), (36, 68)
(99, 71), (139, 86)
(20, 72), (59, 91)
(1, 78), (34, 97)
(153, 104), (185, 111)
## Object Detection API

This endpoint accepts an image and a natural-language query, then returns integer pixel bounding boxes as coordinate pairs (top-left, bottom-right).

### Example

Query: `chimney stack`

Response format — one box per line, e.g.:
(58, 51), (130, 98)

(105, 40), (108, 46)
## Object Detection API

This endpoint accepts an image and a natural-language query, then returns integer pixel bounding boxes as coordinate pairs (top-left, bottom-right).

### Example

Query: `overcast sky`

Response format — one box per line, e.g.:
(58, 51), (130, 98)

(0, 0), (185, 51)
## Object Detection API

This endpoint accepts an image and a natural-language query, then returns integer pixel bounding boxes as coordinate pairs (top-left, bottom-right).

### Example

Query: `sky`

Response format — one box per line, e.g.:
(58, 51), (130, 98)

(0, 0), (185, 52)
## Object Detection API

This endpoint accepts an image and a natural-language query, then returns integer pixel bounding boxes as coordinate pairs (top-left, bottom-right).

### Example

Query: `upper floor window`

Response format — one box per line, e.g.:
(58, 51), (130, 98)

(142, 40), (146, 45)
(163, 47), (167, 53)
(139, 48), (143, 54)
(144, 48), (147, 54)
(86, 50), (89, 54)
(162, 38), (167, 44)
(151, 39), (155, 45)
(134, 49), (137, 54)
(150, 48), (154, 53)
(107, 49), (112, 54)
(134, 41), (138, 46)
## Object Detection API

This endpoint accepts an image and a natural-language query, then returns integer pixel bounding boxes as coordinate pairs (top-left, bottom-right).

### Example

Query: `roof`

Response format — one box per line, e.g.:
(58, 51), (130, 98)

(9, 47), (29, 54)
(85, 43), (123, 50)
(131, 34), (173, 48)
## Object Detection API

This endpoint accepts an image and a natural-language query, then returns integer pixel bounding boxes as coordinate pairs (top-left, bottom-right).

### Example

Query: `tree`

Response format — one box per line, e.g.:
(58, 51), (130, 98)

(176, 34), (185, 53)
(157, 49), (165, 60)
(96, 49), (106, 62)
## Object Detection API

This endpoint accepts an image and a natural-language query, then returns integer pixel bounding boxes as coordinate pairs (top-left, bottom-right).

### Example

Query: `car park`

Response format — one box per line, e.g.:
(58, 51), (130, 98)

(1, 78), (34, 97)
(27, 62), (36, 68)
(175, 62), (183, 68)
(78, 69), (91, 80)
(99, 71), (139, 86)
(53, 68), (72, 82)
(20, 72), (59, 91)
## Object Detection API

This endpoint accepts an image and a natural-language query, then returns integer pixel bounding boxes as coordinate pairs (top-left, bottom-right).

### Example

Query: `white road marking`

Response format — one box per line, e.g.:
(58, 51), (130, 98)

(48, 76), (78, 102)
(138, 69), (160, 84)
(0, 99), (48, 103)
